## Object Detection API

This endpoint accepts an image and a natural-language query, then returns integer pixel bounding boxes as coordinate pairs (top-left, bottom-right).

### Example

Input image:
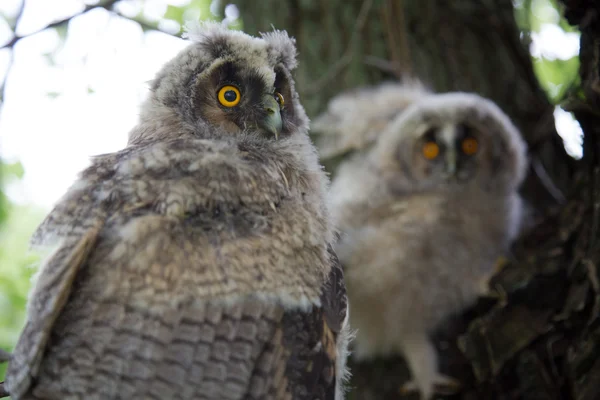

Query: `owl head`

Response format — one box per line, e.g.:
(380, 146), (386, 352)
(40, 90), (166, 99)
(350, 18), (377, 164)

(371, 92), (528, 194)
(129, 22), (308, 144)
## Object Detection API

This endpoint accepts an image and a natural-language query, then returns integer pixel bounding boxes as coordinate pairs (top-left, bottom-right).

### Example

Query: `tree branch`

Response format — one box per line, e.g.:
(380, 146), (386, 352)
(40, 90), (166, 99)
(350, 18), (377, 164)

(0, 0), (25, 107)
(0, 0), (183, 52)
(0, 0), (119, 50)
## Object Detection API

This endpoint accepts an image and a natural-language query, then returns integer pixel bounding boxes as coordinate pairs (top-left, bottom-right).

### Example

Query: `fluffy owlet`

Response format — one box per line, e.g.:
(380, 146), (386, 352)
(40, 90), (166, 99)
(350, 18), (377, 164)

(326, 88), (527, 399)
(2, 22), (350, 400)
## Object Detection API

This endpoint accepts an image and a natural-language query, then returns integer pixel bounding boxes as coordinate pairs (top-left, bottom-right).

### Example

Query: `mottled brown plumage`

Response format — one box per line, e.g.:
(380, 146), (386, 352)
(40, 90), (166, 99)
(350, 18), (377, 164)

(3, 22), (349, 400)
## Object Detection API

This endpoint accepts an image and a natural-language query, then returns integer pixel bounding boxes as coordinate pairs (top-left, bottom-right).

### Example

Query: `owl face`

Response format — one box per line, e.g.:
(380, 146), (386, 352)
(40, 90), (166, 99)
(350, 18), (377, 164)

(374, 93), (527, 194)
(133, 22), (308, 143)
(191, 53), (291, 139)
(402, 121), (486, 185)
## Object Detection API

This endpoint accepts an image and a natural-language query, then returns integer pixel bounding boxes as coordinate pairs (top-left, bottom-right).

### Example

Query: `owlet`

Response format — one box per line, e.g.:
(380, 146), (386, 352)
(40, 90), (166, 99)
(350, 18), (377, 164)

(2, 22), (350, 400)
(325, 86), (527, 399)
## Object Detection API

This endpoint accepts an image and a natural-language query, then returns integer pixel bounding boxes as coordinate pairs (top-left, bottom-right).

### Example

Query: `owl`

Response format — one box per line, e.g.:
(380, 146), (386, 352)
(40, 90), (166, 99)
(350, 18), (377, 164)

(312, 80), (428, 160)
(328, 89), (527, 399)
(2, 22), (350, 400)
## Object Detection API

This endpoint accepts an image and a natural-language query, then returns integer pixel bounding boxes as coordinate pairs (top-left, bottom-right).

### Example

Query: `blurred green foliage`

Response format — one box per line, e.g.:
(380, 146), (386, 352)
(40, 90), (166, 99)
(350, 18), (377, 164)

(0, 162), (22, 226)
(514, 0), (580, 104)
(124, 0), (242, 35)
(0, 161), (45, 382)
(533, 56), (580, 103)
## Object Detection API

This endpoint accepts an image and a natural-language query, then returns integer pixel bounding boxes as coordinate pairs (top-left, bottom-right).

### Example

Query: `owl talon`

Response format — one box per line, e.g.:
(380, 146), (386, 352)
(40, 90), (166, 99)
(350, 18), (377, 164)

(399, 374), (461, 398)
(433, 375), (461, 395)
(399, 380), (418, 395)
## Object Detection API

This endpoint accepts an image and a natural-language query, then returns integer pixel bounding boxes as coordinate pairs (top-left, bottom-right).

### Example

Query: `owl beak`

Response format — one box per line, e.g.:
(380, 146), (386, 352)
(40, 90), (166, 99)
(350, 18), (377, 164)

(446, 149), (457, 176)
(259, 94), (283, 140)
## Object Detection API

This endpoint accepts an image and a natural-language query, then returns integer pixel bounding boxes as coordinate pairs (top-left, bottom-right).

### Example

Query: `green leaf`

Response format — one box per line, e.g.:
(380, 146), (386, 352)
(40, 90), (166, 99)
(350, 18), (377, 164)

(1, 161), (24, 180)
(195, 0), (218, 21)
(0, 192), (8, 227)
(164, 5), (185, 24)
(53, 24), (68, 41)
(533, 55), (580, 103)
(513, 0), (533, 32)
(46, 91), (61, 99)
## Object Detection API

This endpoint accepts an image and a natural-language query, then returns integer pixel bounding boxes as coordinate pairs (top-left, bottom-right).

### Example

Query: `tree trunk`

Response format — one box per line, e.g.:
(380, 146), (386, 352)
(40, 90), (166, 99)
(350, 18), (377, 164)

(233, 0), (600, 399)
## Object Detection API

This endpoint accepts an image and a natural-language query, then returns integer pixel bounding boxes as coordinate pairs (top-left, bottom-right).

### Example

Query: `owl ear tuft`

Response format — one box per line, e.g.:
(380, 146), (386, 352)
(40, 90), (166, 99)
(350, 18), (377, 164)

(260, 29), (298, 71)
(183, 20), (230, 43)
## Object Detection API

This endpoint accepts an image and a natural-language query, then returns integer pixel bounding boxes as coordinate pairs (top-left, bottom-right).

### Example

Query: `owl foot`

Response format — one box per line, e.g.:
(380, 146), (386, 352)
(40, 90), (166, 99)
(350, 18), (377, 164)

(399, 374), (461, 398)
(399, 334), (460, 399)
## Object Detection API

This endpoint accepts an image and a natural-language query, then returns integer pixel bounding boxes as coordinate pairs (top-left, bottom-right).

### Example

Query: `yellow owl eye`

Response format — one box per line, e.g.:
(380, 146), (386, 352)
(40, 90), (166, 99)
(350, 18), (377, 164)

(217, 85), (241, 107)
(461, 137), (478, 155)
(422, 141), (440, 160)
(274, 92), (284, 108)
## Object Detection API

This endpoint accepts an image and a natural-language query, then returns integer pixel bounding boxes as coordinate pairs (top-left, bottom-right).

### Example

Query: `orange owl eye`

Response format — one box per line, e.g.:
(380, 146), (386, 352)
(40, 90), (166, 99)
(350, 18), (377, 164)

(274, 92), (284, 108)
(217, 85), (241, 107)
(461, 137), (478, 155)
(422, 141), (440, 160)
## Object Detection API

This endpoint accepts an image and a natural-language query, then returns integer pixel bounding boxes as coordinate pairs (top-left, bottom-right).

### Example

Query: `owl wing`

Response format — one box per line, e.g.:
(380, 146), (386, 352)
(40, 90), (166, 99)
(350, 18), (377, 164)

(4, 216), (104, 399)
(279, 247), (349, 399)
(5, 220), (348, 400)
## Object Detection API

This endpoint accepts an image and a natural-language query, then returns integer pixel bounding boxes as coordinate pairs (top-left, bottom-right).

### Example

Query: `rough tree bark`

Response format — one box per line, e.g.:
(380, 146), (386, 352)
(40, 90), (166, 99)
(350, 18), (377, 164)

(234, 0), (600, 399)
